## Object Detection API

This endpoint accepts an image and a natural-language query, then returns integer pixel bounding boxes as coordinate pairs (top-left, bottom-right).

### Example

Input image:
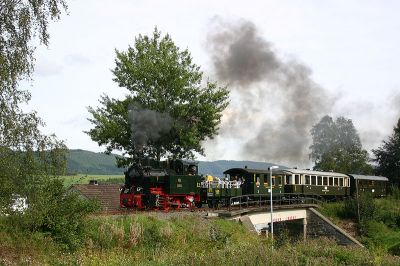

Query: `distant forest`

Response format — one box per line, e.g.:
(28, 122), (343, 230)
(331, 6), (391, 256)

(66, 149), (285, 177)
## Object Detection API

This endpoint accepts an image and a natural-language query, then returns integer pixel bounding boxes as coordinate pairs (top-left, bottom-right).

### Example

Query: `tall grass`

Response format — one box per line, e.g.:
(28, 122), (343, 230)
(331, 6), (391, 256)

(321, 196), (400, 255)
(1, 213), (400, 265)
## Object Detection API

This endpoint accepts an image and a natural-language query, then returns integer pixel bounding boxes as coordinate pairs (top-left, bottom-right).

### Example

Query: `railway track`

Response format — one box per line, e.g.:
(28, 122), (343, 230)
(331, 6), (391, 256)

(96, 201), (321, 216)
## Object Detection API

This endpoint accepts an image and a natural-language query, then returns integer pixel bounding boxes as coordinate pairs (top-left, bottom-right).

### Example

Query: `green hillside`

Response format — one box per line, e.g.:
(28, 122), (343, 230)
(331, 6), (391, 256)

(66, 149), (287, 176)
(67, 149), (123, 175)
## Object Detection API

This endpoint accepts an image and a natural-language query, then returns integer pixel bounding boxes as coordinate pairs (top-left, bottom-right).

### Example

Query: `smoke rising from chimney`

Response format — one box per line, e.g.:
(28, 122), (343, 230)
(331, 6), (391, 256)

(207, 18), (331, 165)
(128, 105), (173, 151)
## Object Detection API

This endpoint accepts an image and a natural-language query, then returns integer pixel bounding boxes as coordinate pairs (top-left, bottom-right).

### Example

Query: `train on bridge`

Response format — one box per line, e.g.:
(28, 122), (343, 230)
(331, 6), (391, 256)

(120, 159), (388, 210)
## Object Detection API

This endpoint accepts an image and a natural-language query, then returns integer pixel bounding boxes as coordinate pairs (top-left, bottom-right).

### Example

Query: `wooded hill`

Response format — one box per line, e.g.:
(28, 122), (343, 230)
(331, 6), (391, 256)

(66, 149), (285, 177)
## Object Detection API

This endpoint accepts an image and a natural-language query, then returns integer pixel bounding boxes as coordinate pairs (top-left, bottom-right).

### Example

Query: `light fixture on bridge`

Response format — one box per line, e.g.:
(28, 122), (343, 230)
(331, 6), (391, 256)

(269, 165), (279, 249)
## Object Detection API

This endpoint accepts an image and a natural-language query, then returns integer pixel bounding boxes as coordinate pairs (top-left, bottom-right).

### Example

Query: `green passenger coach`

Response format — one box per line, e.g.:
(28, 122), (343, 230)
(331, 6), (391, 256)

(348, 174), (388, 197)
(273, 169), (351, 198)
(223, 167), (284, 195)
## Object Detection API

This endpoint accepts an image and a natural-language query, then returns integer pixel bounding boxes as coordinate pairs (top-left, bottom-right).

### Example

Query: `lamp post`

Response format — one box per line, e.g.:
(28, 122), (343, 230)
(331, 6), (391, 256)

(269, 165), (279, 248)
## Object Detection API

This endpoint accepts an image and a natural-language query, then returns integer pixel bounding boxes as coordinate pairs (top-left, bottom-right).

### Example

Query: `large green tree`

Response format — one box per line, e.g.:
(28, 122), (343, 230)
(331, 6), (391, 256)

(1, 1), (98, 250)
(1, 0), (69, 213)
(1, 0), (67, 88)
(309, 115), (373, 174)
(373, 118), (400, 185)
(87, 29), (229, 166)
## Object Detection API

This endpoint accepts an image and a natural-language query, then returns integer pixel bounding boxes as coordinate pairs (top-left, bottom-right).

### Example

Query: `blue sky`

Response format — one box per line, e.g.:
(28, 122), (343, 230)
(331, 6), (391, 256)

(21, 0), (400, 167)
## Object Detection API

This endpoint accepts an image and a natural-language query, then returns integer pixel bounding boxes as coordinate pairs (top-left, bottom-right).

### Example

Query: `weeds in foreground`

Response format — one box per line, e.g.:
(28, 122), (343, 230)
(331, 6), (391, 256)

(1, 213), (400, 265)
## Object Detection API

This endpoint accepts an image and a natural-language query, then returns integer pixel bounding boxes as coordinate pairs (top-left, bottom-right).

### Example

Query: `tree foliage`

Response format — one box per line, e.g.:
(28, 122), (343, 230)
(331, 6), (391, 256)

(0, 0), (68, 214)
(0, 0), (67, 88)
(373, 118), (400, 185)
(87, 28), (229, 166)
(0, 0), (99, 251)
(309, 115), (373, 174)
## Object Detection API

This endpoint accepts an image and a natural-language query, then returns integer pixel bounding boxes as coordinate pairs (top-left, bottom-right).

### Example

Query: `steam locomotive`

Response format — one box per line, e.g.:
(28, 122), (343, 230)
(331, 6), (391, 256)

(120, 159), (202, 210)
(120, 159), (388, 210)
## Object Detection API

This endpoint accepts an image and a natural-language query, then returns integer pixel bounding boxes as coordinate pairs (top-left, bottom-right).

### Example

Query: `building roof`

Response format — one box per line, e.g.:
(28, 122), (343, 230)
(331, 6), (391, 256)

(348, 174), (389, 181)
(70, 184), (121, 212)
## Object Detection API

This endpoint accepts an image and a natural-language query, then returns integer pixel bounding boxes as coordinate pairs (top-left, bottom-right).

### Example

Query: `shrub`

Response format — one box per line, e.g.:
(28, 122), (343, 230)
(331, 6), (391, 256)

(5, 178), (98, 250)
(343, 193), (376, 233)
(388, 242), (400, 256)
(389, 185), (400, 200)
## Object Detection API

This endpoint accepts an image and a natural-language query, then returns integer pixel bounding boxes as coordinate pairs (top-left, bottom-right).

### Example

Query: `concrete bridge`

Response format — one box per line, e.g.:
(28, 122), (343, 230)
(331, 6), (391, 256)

(208, 204), (363, 247)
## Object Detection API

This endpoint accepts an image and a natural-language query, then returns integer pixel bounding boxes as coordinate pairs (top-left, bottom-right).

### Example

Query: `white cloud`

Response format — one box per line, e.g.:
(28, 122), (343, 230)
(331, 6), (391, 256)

(34, 57), (63, 77)
(64, 54), (92, 65)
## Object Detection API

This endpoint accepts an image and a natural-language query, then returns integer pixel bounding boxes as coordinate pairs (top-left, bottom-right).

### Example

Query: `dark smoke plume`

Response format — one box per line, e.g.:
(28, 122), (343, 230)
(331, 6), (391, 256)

(128, 105), (173, 151)
(207, 18), (330, 165)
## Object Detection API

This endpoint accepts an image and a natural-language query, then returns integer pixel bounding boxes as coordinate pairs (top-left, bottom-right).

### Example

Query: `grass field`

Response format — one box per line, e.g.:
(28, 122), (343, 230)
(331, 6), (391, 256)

(62, 174), (124, 187)
(2, 213), (399, 265)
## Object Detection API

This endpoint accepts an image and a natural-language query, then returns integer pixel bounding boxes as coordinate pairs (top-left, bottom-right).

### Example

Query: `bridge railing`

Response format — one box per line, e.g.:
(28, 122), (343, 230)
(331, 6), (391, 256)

(228, 193), (325, 211)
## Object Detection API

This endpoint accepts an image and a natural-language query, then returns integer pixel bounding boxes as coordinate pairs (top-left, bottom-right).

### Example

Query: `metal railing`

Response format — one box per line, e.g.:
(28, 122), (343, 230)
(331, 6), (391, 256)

(228, 193), (325, 211)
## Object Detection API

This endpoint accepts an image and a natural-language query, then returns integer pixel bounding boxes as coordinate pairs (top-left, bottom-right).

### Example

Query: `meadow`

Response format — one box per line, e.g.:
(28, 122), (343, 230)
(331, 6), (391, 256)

(1, 212), (399, 265)
(62, 174), (124, 187)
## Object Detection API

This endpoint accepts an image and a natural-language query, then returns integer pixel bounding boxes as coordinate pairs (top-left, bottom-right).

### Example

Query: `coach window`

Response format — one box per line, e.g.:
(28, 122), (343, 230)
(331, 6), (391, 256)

(311, 176), (316, 185)
(277, 176), (282, 185)
(305, 175), (310, 185)
(329, 177), (333, 186)
(334, 178), (339, 186)
(323, 176), (328, 186)
(264, 175), (269, 186)
(317, 176), (322, 186)
(295, 175), (300, 185)
(339, 178), (343, 187)
(285, 174), (292, 185)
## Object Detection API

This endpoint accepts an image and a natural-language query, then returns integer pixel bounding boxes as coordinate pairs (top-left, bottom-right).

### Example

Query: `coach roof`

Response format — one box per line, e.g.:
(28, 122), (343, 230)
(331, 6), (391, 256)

(223, 168), (270, 175)
(348, 174), (389, 182)
(274, 168), (348, 178)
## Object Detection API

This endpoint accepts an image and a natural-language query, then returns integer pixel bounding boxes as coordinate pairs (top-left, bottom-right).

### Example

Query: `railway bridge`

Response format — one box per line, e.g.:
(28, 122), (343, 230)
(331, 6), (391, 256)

(208, 200), (363, 247)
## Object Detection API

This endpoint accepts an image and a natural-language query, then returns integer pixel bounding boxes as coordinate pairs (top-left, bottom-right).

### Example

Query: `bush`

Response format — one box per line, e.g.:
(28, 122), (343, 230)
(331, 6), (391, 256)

(5, 178), (98, 250)
(342, 193), (376, 233)
(389, 185), (400, 200)
(388, 242), (400, 256)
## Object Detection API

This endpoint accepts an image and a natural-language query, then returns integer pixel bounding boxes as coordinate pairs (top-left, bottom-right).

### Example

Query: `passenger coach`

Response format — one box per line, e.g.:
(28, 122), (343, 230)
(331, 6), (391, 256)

(273, 169), (351, 198)
(223, 167), (284, 196)
(348, 174), (388, 197)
